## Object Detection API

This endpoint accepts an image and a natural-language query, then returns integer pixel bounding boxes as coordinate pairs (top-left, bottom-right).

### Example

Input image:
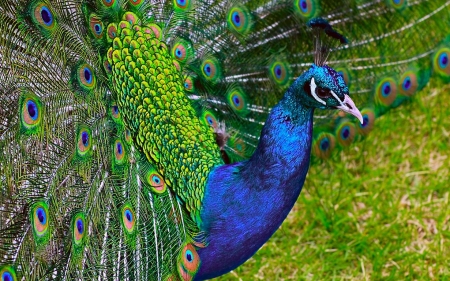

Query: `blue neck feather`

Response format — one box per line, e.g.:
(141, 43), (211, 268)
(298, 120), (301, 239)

(196, 75), (315, 280)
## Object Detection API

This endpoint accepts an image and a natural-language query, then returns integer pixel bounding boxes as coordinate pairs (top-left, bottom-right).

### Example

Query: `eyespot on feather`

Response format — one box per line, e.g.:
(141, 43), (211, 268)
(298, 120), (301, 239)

(173, 43), (186, 61)
(335, 121), (356, 147)
(111, 105), (120, 120)
(31, 2), (56, 31)
(184, 76), (195, 92)
(19, 91), (43, 135)
(121, 204), (136, 233)
(72, 213), (86, 246)
(0, 266), (17, 281)
(171, 39), (193, 64)
(357, 108), (376, 136)
(226, 88), (248, 115)
(21, 96), (41, 126)
(312, 132), (335, 159)
(146, 168), (167, 194)
(173, 0), (192, 12)
(30, 201), (50, 239)
(201, 57), (221, 83)
(269, 60), (291, 87)
(398, 70), (418, 96)
(73, 63), (96, 92)
(375, 77), (397, 108)
(89, 15), (104, 39)
(433, 47), (450, 81)
(201, 111), (218, 129)
(114, 139), (126, 164)
(76, 126), (93, 157)
(293, 0), (320, 20)
(227, 5), (252, 35)
(178, 244), (200, 281)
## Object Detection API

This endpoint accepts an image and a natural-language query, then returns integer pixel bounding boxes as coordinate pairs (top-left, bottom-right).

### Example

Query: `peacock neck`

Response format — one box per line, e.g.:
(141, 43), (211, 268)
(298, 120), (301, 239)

(196, 87), (314, 280)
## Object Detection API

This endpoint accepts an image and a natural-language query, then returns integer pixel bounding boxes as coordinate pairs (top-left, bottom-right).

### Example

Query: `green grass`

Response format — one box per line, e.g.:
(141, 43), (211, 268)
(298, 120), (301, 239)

(215, 83), (450, 281)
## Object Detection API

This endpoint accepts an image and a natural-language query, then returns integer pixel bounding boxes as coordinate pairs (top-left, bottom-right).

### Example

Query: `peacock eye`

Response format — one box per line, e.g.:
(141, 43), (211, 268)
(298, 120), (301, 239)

(303, 81), (311, 95)
(316, 87), (331, 99)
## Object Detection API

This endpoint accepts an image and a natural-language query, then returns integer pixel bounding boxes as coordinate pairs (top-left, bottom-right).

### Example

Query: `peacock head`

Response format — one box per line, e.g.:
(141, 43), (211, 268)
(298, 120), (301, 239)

(296, 18), (363, 123)
(299, 64), (363, 124)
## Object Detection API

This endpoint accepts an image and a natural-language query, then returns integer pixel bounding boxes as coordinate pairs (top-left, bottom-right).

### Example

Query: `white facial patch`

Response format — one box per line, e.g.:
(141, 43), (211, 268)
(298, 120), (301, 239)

(310, 78), (326, 105)
(330, 90), (345, 107)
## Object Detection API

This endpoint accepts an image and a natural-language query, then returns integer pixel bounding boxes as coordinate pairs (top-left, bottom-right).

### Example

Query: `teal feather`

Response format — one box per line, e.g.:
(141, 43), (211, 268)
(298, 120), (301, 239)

(0, 0), (449, 280)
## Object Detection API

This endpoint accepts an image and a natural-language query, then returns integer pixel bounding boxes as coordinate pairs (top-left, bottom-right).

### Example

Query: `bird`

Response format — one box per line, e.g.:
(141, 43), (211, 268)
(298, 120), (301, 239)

(0, 0), (449, 280)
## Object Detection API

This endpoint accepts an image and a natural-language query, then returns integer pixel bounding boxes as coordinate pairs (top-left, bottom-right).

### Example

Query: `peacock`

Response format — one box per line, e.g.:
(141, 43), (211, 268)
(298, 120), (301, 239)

(1, 0), (449, 280)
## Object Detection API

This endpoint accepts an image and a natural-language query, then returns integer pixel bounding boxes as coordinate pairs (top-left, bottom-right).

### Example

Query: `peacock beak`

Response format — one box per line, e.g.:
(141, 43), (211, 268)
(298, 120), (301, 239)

(336, 94), (363, 124)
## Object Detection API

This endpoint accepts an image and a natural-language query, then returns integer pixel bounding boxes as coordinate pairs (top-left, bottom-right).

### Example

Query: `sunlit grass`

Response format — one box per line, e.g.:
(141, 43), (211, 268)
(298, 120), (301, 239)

(215, 84), (450, 280)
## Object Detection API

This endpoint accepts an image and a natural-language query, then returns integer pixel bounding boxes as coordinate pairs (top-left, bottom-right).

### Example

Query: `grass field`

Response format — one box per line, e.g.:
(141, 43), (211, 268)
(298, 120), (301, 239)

(215, 83), (450, 280)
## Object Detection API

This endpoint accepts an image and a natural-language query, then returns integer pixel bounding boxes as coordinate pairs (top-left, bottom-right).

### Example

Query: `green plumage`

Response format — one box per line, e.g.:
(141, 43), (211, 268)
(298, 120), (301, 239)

(108, 20), (223, 220)
(0, 0), (449, 280)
